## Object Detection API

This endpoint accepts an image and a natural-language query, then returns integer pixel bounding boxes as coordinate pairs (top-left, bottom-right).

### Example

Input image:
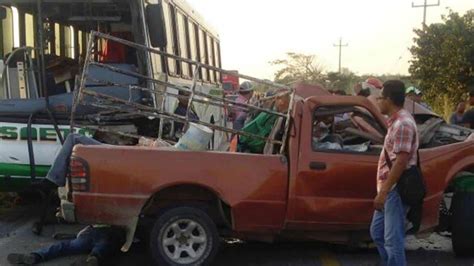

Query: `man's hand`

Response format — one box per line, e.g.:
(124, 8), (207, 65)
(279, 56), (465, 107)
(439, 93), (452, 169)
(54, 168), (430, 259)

(374, 191), (388, 211)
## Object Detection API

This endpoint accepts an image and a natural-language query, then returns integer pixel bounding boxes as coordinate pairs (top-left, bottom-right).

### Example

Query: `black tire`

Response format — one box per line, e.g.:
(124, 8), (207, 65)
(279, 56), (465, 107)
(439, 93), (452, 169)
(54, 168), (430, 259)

(451, 190), (474, 256)
(150, 206), (220, 266)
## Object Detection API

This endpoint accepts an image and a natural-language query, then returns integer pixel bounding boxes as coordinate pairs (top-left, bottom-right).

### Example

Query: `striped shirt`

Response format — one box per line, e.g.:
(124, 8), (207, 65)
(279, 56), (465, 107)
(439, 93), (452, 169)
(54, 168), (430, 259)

(377, 109), (419, 192)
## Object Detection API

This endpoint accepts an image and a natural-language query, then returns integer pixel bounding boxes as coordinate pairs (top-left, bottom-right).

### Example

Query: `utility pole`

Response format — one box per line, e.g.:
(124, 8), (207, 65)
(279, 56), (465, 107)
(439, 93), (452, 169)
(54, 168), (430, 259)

(412, 0), (440, 25)
(333, 37), (348, 74)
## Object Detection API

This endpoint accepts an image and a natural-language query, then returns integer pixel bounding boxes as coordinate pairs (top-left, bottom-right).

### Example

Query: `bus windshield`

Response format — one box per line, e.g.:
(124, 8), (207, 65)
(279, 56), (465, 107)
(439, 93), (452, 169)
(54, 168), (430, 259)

(0, 0), (147, 100)
(0, 0), (222, 103)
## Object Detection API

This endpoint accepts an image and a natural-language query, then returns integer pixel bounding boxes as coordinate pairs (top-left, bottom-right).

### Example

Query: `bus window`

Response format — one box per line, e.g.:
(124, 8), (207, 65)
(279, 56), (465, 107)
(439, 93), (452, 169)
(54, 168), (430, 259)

(45, 22), (52, 54)
(12, 6), (19, 48)
(207, 35), (215, 82)
(25, 13), (34, 57)
(80, 30), (88, 56)
(162, 2), (176, 75)
(2, 7), (14, 58)
(55, 23), (61, 56)
(199, 29), (208, 81)
(214, 40), (221, 82)
(176, 11), (189, 77)
(188, 21), (198, 67)
(169, 5), (181, 75)
(73, 28), (78, 59)
(64, 25), (74, 59)
(78, 30), (85, 58)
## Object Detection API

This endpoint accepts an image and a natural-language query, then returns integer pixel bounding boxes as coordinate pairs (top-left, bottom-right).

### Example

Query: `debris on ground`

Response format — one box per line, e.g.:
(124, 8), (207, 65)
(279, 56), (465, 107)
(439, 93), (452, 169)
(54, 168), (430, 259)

(405, 233), (452, 252)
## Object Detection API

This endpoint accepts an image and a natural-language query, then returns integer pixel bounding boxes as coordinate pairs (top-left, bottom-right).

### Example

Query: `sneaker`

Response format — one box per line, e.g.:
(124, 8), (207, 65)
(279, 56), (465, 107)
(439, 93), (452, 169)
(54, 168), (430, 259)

(7, 253), (38, 265)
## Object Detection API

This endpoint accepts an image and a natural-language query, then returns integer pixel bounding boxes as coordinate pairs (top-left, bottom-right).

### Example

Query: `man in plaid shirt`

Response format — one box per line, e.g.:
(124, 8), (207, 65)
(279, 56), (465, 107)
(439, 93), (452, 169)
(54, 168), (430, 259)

(370, 80), (418, 266)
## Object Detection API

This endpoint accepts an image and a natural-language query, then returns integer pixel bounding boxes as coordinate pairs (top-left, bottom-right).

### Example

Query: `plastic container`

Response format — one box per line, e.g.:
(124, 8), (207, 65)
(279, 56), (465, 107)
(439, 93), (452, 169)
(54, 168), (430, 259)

(174, 123), (213, 151)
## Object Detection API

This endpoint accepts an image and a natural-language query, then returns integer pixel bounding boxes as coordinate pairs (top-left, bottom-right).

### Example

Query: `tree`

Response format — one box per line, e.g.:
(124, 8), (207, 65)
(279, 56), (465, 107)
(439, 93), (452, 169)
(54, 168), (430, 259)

(409, 10), (474, 117)
(326, 68), (359, 94)
(270, 52), (326, 85)
(251, 79), (272, 93)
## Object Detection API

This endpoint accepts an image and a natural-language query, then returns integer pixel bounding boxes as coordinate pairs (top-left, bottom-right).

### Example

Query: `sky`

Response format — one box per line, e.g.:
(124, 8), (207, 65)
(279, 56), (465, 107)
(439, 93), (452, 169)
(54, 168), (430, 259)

(186, 0), (473, 80)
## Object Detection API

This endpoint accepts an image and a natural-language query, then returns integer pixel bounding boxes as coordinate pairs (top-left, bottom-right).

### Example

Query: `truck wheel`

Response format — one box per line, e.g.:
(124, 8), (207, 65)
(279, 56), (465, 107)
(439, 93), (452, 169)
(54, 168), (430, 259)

(150, 206), (220, 266)
(451, 190), (474, 256)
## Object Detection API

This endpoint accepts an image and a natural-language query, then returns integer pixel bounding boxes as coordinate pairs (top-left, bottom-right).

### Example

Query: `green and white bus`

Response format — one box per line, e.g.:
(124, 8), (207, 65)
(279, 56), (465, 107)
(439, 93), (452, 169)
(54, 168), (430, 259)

(0, 0), (223, 191)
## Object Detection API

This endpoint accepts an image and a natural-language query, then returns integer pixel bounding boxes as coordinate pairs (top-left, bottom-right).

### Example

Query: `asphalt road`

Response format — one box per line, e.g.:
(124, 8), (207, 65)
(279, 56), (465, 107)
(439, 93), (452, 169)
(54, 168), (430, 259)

(1, 204), (473, 266)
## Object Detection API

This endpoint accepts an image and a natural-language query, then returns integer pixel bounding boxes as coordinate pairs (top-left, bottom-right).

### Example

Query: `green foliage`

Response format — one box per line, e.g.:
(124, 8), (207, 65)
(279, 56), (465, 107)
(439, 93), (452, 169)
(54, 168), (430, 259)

(409, 10), (474, 117)
(270, 52), (326, 85)
(251, 80), (272, 93)
(326, 69), (359, 94)
(269, 53), (421, 98)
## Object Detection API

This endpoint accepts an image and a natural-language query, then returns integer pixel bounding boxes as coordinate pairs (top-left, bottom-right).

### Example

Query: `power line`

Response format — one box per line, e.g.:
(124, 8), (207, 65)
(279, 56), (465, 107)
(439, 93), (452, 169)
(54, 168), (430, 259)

(333, 37), (348, 74)
(412, 0), (440, 25)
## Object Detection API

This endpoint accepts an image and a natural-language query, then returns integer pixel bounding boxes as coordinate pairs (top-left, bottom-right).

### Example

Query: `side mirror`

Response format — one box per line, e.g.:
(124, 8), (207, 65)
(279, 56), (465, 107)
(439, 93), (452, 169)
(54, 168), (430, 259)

(0, 7), (7, 20)
(146, 4), (167, 48)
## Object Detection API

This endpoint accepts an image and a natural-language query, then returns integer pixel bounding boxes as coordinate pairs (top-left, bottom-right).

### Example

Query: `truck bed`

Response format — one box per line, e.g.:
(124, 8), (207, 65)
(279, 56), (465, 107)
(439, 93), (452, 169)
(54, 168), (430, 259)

(71, 145), (289, 233)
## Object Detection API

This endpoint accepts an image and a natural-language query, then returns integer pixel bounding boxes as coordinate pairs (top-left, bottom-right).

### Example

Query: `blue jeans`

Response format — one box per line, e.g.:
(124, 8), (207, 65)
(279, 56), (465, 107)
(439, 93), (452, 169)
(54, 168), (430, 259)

(46, 133), (102, 187)
(370, 190), (407, 266)
(34, 226), (123, 261)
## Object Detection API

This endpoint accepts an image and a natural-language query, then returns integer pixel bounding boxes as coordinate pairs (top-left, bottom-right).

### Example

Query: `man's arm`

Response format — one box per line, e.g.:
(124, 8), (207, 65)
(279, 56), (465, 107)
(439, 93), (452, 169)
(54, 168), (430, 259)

(374, 152), (410, 210)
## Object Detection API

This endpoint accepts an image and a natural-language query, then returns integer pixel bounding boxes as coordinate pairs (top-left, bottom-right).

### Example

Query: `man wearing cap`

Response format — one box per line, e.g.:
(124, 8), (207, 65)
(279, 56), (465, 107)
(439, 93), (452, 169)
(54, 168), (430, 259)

(406, 86), (431, 110)
(232, 81), (254, 131)
(173, 88), (200, 138)
(405, 86), (419, 102)
(354, 78), (383, 97)
(365, 77), (384, 95)
(461, 87), (474, 129)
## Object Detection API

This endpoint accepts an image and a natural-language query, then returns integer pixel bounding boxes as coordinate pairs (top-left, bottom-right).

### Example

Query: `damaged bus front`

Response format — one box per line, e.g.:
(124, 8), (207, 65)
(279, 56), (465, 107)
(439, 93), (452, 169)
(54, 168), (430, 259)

(0, 0), (224, 191)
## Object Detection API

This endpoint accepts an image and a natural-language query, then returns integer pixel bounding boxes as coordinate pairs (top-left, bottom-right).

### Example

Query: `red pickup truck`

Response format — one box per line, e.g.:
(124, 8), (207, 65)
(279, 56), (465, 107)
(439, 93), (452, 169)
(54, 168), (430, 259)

(60, 85), (474, 265)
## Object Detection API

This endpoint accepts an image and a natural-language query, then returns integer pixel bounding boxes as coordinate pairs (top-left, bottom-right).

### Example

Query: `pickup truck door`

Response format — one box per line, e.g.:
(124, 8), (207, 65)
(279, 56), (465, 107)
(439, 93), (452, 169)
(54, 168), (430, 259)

(287, 96), (387, 231)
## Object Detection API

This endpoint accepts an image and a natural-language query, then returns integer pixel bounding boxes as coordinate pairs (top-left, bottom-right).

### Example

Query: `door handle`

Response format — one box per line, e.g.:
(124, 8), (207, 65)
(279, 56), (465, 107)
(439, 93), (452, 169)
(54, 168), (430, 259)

(309, 161), (326, 170)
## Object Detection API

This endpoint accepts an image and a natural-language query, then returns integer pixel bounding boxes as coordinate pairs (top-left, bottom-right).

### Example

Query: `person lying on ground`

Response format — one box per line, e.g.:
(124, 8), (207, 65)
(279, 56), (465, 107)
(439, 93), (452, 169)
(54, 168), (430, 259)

(7, 225), (125, 266)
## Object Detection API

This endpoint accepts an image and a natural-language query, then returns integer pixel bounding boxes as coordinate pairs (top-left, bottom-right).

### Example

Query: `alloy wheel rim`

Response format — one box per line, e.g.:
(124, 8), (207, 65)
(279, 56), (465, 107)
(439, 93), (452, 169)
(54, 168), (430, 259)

(161, 218), (208, 264)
